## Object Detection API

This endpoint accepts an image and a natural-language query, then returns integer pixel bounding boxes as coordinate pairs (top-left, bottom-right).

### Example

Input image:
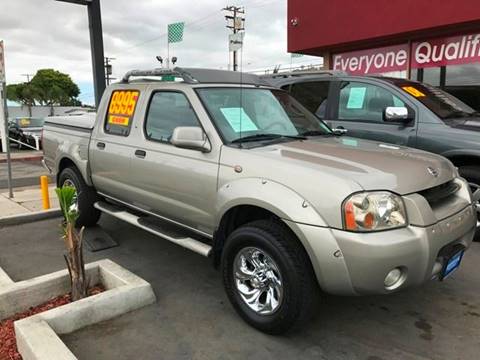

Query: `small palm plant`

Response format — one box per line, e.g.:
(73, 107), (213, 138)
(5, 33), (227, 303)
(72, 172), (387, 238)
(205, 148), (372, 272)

(56, 185), (87, 301)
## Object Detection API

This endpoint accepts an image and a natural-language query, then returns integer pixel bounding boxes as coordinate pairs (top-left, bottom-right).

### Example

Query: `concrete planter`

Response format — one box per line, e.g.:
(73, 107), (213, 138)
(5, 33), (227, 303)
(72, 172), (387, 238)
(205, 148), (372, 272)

(0, 259), (156, 360)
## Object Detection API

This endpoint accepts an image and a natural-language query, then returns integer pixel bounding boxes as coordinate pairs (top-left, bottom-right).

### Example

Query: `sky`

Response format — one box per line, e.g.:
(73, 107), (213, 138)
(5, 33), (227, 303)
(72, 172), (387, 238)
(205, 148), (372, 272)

(0, 0), (322, 105)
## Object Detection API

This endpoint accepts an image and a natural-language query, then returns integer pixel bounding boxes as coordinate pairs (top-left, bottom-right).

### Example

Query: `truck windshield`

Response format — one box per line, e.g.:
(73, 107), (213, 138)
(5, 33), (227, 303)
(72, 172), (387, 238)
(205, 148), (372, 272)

(391, 80), (478, 120)
(196, 88), (332, 143)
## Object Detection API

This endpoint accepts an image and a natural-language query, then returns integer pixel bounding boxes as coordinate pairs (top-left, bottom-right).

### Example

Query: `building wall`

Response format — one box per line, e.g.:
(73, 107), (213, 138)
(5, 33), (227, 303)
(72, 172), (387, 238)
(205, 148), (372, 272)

(288, 0), (480, 54)
(7, 106), (87, 119)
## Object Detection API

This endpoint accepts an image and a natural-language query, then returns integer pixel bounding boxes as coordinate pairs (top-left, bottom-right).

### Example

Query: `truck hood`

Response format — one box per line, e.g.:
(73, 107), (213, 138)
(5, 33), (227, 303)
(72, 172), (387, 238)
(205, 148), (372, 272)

(253, 137), (456, 195)
(445, 116), (480, 132)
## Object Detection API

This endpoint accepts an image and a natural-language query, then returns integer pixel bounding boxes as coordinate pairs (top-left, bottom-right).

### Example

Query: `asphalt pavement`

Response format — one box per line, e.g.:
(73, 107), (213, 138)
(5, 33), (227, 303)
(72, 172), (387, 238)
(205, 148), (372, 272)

(0, 160), (52, 189)
(0, 216), (479, 360)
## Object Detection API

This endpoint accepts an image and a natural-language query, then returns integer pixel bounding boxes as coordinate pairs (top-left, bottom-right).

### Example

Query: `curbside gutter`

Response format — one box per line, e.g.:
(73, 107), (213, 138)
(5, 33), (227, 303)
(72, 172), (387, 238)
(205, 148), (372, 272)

(0, 209), (62, 227)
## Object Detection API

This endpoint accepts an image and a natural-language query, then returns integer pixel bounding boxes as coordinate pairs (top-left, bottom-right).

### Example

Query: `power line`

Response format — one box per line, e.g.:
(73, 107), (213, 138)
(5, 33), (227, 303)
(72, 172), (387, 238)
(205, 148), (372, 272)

(120, 10), (223, 54)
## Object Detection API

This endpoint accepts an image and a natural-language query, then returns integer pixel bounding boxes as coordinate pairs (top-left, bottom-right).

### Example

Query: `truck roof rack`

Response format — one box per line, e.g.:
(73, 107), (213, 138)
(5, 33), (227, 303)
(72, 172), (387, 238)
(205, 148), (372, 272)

(121, 67), (269, 86)
(261, 70), (348, 79)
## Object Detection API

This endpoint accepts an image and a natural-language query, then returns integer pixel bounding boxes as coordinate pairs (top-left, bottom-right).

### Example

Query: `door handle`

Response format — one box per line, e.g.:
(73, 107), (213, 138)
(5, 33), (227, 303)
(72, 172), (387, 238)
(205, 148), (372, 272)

(135, 149), (146, 158)
(332, 127), (348, 135)
(97, 142), (106, 149)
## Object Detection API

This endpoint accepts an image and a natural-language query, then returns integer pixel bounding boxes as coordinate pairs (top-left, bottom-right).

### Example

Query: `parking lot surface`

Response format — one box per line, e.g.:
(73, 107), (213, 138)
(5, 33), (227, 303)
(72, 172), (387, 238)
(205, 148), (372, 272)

(0, 216), (479, 360)
(0, 160), (51, 189)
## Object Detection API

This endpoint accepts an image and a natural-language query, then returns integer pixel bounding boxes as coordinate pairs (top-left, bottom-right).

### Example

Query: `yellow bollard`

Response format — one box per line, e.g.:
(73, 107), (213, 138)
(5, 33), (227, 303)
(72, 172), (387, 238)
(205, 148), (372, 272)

(40, 176), (51, 210)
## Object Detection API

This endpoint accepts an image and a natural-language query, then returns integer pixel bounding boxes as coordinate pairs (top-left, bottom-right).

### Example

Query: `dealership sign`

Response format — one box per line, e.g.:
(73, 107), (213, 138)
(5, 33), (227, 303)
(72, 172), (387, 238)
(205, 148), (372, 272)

(412, 33), (480, 68)
(333, 44), (408, 75)
(333, 32), (480, 75)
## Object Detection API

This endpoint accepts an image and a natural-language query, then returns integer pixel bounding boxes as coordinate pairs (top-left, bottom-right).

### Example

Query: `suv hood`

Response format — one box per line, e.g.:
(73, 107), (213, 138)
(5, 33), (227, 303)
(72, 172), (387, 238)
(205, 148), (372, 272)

(253, 137), (456, 195)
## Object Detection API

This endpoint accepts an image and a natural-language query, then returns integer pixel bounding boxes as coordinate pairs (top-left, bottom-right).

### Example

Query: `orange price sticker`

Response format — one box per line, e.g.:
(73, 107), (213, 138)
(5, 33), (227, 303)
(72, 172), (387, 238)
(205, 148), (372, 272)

(108, 115), (130, 126)
(402, 86), (426, 98)
(108, 90), (139, 117)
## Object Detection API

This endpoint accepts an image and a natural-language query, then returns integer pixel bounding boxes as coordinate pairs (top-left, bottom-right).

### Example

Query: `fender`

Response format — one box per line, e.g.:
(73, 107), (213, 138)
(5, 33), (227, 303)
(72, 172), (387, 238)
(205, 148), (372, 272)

(216, 177), (328, 227)
(215, 177), (349, 290)
(55, 142), (93, 187)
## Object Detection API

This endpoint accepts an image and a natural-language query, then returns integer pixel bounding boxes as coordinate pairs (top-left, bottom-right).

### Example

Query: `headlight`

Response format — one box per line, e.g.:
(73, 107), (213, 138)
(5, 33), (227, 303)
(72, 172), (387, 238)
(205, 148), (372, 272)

(343, 191), (407, 232)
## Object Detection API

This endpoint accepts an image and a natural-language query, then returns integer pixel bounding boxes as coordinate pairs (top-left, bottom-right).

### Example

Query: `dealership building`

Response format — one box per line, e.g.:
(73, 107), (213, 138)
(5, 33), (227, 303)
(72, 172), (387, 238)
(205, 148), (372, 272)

(287, 0), (480, 110)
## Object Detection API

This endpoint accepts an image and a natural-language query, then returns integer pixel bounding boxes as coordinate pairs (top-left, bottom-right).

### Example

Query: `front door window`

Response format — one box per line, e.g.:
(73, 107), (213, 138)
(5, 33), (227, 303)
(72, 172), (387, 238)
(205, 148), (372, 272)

(338, 82), (406, 122)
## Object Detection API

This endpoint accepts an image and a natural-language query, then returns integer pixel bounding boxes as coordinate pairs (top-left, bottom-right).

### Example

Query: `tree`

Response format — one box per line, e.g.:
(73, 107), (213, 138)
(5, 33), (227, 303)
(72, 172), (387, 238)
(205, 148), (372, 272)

(6, 69), (82, 114)
(56, 186), (87, 301)
(6, 83), (35, 116)
(30, 69), (80, 107)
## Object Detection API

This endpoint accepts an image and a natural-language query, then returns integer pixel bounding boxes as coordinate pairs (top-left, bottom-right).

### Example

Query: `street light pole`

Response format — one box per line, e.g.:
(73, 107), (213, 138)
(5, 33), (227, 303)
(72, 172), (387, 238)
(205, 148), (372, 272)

(55, 0), (106, 108)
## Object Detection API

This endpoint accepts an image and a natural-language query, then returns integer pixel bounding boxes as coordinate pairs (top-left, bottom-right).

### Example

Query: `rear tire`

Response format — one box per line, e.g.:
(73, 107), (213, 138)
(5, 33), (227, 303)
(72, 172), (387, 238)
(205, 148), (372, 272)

(58, 166), (101, 228)
(221, 219), (318, 334)
(459, 165), (480, 242)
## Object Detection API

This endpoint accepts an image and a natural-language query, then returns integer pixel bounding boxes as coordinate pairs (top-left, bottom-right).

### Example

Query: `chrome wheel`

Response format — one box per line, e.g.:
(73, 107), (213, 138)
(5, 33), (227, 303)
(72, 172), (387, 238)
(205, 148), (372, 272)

(62, 179), (79, 212)
(234, 247), (283, 315)
(469, 183), (480, 228)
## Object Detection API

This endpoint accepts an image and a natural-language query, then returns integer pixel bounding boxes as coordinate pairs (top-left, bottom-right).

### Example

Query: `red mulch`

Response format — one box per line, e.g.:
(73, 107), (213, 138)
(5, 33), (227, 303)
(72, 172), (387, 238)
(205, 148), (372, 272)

(0, 286), (104, 360)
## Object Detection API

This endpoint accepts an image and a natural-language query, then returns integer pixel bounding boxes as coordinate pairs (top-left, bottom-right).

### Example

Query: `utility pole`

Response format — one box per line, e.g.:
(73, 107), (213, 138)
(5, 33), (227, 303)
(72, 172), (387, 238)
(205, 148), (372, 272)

(21, 73), (34, 116)
(104, 57), (116, 85)
(21, 74), (33, 82)
(223, 5), (245, 71)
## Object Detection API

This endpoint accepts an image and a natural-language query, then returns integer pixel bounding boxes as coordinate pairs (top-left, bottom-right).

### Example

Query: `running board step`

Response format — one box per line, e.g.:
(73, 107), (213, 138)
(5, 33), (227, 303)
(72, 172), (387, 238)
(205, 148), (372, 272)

(94, 201), (212, 257)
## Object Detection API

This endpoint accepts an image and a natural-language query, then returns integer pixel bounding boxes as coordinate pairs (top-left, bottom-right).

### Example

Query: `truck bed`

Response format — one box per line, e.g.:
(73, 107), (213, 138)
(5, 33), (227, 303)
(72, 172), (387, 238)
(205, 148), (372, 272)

(44, 113), (96, 130)
(43, 113), (97, 186)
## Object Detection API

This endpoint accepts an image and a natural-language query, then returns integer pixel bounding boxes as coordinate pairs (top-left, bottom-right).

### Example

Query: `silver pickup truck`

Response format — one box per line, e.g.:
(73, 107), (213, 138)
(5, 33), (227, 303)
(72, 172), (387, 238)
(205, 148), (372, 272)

(42, 68), (477, 334)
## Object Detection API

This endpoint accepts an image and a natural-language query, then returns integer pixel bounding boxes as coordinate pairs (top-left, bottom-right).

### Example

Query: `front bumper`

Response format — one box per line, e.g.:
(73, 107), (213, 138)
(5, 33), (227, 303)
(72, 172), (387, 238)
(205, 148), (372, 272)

(287, 204), (476, 296)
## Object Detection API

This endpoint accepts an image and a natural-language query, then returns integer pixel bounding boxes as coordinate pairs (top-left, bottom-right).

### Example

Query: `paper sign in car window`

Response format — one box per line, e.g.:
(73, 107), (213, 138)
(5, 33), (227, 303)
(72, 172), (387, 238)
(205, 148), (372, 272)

(402, 86), (425, 98)
(347, 87), (366, 109)
(220, 107), (258, 132)
(342, 138), (358, 147)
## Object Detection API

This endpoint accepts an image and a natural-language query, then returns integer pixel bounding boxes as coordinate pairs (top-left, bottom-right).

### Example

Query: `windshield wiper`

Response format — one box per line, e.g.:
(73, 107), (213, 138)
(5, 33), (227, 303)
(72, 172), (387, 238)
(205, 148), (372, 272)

(444, 110), (477, 119)
(231, 133), (306, 144)
(301, 130), (334, 137)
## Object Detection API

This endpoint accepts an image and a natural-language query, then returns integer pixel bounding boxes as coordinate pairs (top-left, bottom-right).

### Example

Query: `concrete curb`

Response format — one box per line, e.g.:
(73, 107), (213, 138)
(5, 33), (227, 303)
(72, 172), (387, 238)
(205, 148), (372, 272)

(0, 208), (62, 227)
(0, 259), (156, 360)
(0, 267), (14, 287)
(0, 155), (43, 164)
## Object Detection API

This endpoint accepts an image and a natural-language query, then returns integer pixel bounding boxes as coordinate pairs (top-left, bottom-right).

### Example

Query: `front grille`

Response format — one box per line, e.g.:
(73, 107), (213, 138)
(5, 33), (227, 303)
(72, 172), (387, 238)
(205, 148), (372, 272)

(418, 180), (460, 205)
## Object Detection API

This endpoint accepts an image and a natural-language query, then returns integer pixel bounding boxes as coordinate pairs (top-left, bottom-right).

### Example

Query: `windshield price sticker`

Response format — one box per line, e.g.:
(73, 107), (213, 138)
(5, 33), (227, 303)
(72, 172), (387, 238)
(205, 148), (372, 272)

(108, 90), (140, 123)
(402, 86), (426, 98)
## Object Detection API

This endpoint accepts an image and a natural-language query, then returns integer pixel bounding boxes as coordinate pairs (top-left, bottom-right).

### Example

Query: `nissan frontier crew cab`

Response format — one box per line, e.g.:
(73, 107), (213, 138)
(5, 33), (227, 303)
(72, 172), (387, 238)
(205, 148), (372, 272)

(42, 68), (477, 334)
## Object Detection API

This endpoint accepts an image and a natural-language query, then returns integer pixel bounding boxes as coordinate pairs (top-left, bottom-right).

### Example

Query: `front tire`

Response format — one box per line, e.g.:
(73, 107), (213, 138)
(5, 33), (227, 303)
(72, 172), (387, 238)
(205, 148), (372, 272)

(58, 166), (101, 228)
(459, 166), (480, 242)
(222, 220), (318, 334)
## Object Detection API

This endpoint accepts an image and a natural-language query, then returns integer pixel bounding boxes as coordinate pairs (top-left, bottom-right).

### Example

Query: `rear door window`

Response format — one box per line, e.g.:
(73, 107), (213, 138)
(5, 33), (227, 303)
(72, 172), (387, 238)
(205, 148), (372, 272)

(290, 81), (331, 119)
(105, 90), (140, 136)
(338, 82), (407, 122)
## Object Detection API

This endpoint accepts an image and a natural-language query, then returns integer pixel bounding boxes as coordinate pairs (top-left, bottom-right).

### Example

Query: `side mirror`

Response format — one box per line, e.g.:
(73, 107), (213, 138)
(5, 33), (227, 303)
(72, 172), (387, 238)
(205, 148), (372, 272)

(171, 126), (211, 153)
(384, 107), (412, 123)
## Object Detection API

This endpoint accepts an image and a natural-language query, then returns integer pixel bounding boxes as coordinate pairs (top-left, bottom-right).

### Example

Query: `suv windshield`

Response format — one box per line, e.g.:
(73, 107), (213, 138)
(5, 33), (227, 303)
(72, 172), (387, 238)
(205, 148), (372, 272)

(390, 80), (478, 120)
(14, 118), (45, 128)
(196, 88), (331, 144)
